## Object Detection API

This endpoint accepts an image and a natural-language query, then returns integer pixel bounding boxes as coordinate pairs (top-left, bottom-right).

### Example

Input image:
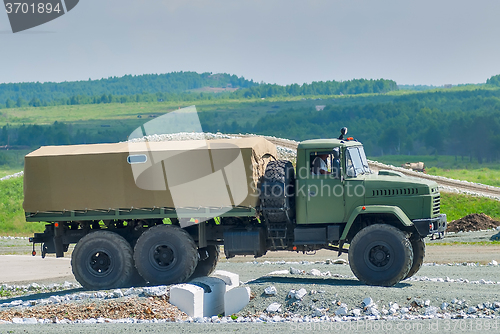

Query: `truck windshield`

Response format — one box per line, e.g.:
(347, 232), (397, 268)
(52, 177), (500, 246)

(346, 146), (371, 177)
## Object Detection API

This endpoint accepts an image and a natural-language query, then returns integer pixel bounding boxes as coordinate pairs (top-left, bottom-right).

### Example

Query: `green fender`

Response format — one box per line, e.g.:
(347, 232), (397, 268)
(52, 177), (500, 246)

(340, 205), (413, 241)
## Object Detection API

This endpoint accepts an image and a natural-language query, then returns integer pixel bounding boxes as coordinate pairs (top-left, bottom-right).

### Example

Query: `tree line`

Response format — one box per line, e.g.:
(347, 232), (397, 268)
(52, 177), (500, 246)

(207, 88), (500, 163)
(0, 72), (257, 108)
(0, 72), (399, 109)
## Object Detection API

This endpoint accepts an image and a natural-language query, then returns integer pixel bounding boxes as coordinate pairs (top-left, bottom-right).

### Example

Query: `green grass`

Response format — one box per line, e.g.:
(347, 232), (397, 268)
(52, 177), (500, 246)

(0, 176), (45, 236)
(440, 192), (500, 222)
(370, 155), (500, 187)
(426, 167), (500, 187)
(0, 97), (325, 126)
(0, 88), (435, 128)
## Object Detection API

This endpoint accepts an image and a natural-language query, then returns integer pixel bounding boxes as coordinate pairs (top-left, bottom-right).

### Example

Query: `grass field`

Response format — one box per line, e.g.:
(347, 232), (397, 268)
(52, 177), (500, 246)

(426, 167), (500, 187)
(0, 176), (45, 236)
(371, 155), (500, 187)
(440, 192), (500, 221)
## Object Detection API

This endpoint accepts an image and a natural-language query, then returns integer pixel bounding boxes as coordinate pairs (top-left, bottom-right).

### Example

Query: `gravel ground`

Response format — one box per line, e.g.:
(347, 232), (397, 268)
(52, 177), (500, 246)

(1, 231), (500, 333)
(1, 259), (500, 333)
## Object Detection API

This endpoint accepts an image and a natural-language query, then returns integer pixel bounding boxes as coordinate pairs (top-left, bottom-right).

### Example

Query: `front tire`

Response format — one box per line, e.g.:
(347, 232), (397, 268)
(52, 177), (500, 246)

(71, 231), (137, 290)
(134, 225), (198, 285)
(404, 237), (425, 279)
(348, 224), (413, 287)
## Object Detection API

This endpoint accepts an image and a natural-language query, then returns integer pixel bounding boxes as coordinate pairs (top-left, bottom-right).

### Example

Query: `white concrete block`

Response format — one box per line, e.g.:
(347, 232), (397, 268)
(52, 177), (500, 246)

(212, 270), (239, 291)
(224, 286), (251, 316)
(169, 284), (204, 318)
(190, 276), (226, 317)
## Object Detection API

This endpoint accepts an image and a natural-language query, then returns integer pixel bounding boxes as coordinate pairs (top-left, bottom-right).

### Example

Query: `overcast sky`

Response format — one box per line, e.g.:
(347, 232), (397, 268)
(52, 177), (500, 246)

(1, 0), (500, 86)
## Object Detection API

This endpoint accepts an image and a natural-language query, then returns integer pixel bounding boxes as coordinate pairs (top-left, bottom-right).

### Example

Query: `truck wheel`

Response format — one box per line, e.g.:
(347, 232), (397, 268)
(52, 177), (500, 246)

(348, 224), (413, 287)
(404, 238), (425, 279)
(134, 224), (198, 285)
(260, 160), (295, 223)
(71, 231), (137, 290)
(189, 245), (220, 279)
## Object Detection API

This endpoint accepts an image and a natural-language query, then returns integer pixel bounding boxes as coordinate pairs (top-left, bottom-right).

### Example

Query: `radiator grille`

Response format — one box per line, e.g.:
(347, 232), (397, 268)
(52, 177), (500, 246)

(432, 195), (441, 215)
(372, 188), (419, 197)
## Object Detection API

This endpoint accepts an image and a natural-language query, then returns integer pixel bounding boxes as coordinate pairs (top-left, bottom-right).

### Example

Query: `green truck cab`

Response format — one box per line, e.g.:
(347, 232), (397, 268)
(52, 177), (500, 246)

(28, 133), (446, 289)
(264, 137), (446, 286)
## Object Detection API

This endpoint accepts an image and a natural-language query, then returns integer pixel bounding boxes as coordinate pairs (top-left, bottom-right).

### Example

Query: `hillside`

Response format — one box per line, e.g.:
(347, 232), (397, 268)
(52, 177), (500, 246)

(0, 72), (397, 108)
(0, 72), (257, 106)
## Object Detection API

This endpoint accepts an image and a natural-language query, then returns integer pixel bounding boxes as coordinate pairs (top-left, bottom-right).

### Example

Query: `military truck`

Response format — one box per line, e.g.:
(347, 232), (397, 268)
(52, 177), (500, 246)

(27, 132), (446, 289)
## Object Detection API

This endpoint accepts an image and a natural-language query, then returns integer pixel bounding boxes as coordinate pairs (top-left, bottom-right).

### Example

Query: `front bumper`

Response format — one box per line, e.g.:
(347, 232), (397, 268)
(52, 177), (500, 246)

(412, 214), (447, 238)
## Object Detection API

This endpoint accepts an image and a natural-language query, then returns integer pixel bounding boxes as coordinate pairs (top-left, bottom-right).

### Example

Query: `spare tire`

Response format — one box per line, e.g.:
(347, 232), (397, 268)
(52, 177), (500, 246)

(260, 160), (295, 223)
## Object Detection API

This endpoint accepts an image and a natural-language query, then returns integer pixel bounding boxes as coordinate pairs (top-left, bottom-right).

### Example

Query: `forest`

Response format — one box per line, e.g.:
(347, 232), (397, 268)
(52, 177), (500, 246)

(0, 72), (397, 108)
(205, 86), (500, 163)
(1, 73), (500, 165)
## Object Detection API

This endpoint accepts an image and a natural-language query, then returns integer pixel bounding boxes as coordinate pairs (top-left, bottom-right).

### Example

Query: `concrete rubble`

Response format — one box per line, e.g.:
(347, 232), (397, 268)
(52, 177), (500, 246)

(169, 270), (251, 318)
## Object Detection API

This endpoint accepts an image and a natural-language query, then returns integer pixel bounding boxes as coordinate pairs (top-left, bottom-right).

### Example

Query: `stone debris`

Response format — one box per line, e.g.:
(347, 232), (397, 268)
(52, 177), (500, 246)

(425, 306), (438, 316)
(266, 303), (282, 313)
(351, 308), (361, 317)
(312, 308), (328, 317)
(307, 269), (321, 276)
(264, 286), (277, 296)
(113, 289), (124, 298)
(0, 296), (186, 322)
(293, 288), (307, 300)
(3, 290), (500, 325)
(333, 259), (348, 265)
(143, 286), (168, 297)
(266, 270), (290, 276)
(389, 303), (399, 314)
(289, 267), (305, 275)
(335, 305), (348, 316)
(363, 297), (374, 307)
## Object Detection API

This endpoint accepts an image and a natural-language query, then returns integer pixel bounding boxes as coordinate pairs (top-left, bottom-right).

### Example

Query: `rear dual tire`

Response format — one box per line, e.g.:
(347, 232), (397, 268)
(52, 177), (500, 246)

(133, 224), (198, 285)
(71, 231), (140, 290)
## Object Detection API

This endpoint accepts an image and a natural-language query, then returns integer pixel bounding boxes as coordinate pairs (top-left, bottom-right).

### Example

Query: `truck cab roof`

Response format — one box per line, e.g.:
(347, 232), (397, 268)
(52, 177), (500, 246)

(298, 138), (362, 150)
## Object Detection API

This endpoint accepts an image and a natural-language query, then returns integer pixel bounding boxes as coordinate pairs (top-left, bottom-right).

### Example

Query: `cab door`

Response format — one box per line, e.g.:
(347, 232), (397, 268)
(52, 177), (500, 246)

(305, 150), (345, 224)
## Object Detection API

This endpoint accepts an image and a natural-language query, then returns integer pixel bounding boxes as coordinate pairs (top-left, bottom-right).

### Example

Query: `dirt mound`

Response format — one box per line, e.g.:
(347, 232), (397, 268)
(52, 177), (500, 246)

(447, 213), (500, 233)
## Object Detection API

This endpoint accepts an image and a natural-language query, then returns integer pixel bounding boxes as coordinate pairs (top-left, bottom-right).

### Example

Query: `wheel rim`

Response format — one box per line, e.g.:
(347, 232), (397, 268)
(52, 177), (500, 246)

(87, 251), (113, 277)
(364, 241), (394, 271)
(150, 243), (177, 270)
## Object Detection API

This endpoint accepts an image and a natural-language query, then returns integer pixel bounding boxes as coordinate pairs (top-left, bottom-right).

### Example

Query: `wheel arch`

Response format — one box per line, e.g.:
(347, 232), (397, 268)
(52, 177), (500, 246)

(341, 205), (414, 242)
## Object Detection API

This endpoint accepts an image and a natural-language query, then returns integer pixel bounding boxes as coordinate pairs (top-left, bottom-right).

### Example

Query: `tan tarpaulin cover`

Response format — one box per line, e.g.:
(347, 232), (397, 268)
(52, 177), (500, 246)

(23, 137), (276, 212)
